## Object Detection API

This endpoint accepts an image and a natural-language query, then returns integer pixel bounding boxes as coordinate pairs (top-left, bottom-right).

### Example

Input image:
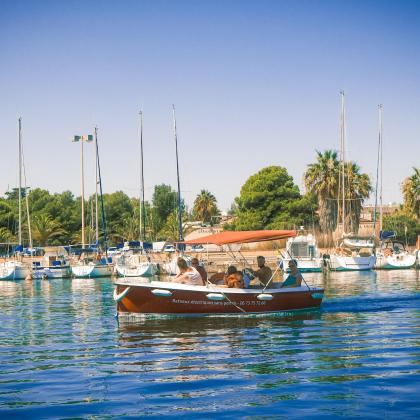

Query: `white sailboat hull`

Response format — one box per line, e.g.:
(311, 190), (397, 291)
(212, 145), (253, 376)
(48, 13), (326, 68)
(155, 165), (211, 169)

(0, 262), (28, 280)
(328, 255), (376, 271)
(375, 253), (416, 269)
(71, 264), (114, 278)
(116, 262), (157, 277)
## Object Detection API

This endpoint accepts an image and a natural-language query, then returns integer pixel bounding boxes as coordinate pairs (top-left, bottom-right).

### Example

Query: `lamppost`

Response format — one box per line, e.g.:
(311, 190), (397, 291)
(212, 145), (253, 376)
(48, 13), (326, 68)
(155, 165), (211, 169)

(72, 134), (93, 249)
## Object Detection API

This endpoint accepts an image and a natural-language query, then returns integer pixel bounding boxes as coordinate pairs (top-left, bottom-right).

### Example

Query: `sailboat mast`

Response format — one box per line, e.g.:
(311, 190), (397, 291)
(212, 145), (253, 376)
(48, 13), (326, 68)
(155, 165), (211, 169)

(95, 128), (99, 245)
(18, 117), (22, 246)
(80, 136), (86, 248)
(373, 104), (382, 238)
(172, 105), (184, 242)
(379, 105), (383, 232)
(139, 111), (146, 242)
(95, 127), (108, 254)
(340, 91), (346, 233)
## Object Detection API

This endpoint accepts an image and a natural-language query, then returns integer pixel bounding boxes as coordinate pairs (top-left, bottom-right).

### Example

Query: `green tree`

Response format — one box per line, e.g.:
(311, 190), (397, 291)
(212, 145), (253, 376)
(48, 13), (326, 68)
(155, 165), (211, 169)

(27, 189), (79, 244)
(152, 184), (178, 232)
(402, 167), (420, 219)
(304, 150), (339, 234)
(0, 200), (15, 233)
(32, 214), (66, 246)
(383, 210), (419, 245)
(0, 227), (15, 243)
(114, 218), (140, 242)
(159, 211), (188, 241)
(232, 166), (315, 230)
(193, 190), (220, 225)
(101, 191), (134, 241)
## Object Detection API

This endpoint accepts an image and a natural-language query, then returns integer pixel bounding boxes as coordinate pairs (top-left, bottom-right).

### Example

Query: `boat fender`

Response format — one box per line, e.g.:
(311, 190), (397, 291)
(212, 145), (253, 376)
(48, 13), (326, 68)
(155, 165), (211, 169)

(257, 293), (273, 301)
(113, 286), (131, 302)
(151, 289), (173, 297)
(206, 293), (225, 301)
(311, 293), (324, 300)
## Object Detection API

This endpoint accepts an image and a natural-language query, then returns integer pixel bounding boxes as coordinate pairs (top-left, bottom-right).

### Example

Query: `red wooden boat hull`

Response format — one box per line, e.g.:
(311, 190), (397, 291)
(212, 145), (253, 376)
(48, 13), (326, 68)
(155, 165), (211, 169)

(114, 280), (324, 316)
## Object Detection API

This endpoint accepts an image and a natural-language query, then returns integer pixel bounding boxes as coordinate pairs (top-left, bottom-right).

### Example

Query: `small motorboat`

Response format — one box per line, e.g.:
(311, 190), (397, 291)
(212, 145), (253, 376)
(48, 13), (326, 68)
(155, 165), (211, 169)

(114, 230), (324, 317)
(281, 230), (323, 272)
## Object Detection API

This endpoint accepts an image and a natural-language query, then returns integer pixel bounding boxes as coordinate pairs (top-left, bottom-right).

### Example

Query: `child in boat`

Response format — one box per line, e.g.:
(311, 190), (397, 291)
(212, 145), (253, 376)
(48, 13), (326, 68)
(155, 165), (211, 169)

(172, 257), (203, 285)
(225, 265), (245, 288)
(281, 259), (303, 288)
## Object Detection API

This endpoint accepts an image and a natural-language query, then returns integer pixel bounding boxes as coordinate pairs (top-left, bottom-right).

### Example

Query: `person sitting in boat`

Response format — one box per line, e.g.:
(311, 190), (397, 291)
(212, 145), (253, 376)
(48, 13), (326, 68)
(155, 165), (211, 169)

(191, 257), (207, 285)
(248, 256), (272, 286)
(280, 259), (303, 288)
(172, 257), (203, 285)
(224, 265), (244, 288)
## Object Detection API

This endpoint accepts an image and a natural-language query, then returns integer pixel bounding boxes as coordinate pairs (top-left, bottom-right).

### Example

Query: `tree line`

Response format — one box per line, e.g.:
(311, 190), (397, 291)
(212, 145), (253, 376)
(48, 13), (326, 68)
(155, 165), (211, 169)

(0, 151), (418, 247)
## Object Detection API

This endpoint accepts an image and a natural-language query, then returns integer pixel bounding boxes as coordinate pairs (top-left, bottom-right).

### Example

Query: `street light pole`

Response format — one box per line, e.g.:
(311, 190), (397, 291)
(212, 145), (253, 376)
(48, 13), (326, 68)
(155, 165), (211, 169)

(73, 134), (93, 249)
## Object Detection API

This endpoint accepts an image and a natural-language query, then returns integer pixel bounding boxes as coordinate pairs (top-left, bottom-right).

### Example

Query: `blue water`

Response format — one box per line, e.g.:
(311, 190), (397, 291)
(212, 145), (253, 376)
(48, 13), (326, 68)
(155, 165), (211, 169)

(0, 270), (419, 418)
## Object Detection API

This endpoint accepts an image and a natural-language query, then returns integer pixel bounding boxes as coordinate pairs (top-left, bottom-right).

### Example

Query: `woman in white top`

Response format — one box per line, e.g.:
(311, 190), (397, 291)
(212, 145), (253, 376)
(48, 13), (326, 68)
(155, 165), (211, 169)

(172, 257), (203, 285)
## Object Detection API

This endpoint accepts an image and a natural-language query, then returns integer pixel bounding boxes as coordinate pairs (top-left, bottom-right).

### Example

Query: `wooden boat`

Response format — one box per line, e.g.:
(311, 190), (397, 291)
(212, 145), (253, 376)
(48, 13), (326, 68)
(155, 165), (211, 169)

(114, 230), (324, 317)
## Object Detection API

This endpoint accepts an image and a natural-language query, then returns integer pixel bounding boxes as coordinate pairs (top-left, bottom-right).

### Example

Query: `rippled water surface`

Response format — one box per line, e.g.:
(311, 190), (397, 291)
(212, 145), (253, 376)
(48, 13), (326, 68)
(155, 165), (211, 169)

(1, 270), (419, 418)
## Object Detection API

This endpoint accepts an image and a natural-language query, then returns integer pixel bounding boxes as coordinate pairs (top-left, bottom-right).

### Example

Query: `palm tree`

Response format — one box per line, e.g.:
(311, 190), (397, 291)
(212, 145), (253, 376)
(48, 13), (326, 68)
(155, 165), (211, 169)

(304, 150), (340, 234)
(402, 167), (420, 219)
(114, 218), (140, 242)
(193, 190), (220, 225)
(343, 161), (372, 232)
(32, 214), (66, 246)
(0, 227), (15, 243)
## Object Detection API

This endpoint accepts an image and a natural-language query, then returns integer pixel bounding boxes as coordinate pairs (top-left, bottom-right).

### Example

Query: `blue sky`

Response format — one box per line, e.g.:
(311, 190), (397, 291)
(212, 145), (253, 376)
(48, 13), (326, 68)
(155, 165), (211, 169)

(1, 0), (419, 211)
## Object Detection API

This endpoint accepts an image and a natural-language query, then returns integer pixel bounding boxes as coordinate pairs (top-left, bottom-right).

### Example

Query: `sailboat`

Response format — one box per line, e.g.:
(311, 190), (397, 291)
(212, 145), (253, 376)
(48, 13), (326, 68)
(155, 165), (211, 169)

(373, 106), (416, 269)
(162, 106), (191, 276)
(1, 118), (30, 280)
(116, 111), (157, 278)
(71, 128), (114, 278)
(328, 92), (376, 271)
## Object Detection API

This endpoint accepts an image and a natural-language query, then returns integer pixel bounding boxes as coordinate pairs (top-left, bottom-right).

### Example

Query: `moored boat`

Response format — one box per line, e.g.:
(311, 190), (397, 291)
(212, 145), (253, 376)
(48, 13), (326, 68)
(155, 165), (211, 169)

(72, 261), (114, 278)
(281, 231), (323, 272)
(32, 259), (71, 279)
(31, 247), (72, 279)
(0, 261), (28, 280)
(328, 236), (376, 271)
(375, 235), (416, 269)
(115, 253), (157, 277)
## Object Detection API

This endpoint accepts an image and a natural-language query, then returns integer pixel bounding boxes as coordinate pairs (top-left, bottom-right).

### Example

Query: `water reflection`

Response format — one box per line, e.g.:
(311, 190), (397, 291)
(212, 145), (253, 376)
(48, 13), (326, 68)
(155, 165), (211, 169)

(0, 271), (419, 417)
